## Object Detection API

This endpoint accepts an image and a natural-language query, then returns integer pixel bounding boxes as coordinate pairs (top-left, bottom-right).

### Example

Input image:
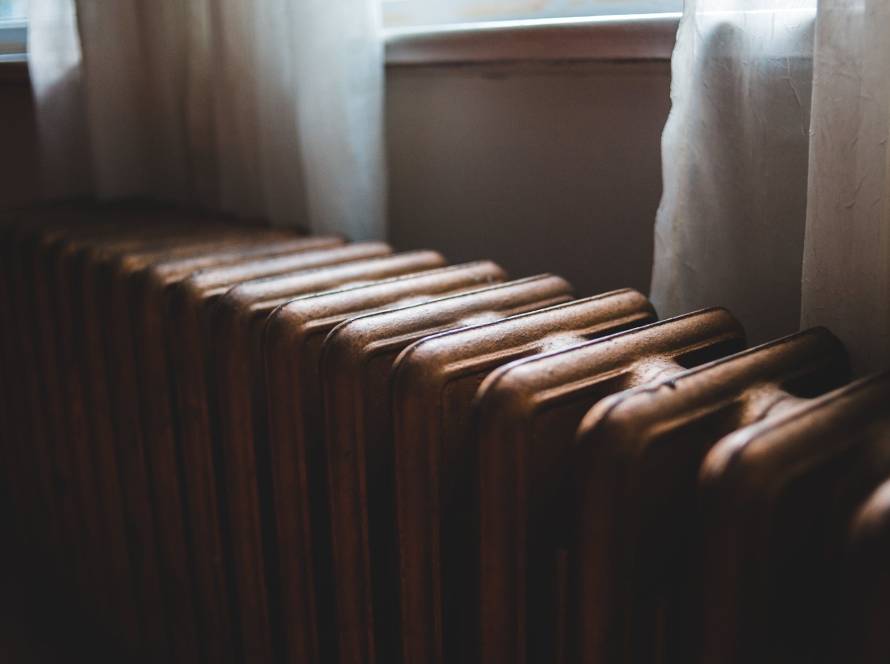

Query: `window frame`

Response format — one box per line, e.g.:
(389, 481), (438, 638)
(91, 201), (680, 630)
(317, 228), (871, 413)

(382, 0), (682, 28)
(384, 11), (680, 66)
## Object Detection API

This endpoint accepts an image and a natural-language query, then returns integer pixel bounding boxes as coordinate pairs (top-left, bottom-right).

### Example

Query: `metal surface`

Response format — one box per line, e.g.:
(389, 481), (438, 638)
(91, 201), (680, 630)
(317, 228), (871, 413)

(127, 234), (343, 664)
(210, 250), (447, 664)
(16, 220), (160, 608)
(473, 308), (746, 664)
(390, 289), (657, 664)
(837, 462), (890, 664)
(61, 226), (304, 660)
(165, 241), (393, 664)
(6, 206), (890, 664)
(40, 225), (224, 642)
(70, 227), (298, 661)
(0, 215), (94, 572)
(7, 213), (340, 661)
(15, 221), (147, 576)
(571, 328), (849, 664)
(86, 232), (309, 659)
(97, 234), (342, 663)
(1, 211), (290, 659)
(318, 274), (574, 664)
(698, 371), (890, 664)
(264, 261), (515, 664)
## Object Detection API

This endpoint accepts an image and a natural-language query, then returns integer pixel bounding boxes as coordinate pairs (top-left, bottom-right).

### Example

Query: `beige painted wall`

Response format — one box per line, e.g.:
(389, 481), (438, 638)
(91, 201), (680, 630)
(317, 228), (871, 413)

(386, 60), (671, 297)
(1, 60), (671, 298)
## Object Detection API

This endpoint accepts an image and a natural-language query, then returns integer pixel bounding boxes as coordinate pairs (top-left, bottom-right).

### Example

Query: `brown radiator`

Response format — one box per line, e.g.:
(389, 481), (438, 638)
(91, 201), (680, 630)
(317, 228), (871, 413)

(0, 204), (888, 664)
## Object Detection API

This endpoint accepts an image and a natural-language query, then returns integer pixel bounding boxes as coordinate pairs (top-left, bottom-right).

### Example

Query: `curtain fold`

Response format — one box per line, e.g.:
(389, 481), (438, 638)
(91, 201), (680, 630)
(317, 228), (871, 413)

(803, 0), (890, 371)
(28, 0), (91, 198)
(28, 0), (386, 240)
(653, 0), (889, 369)
(650, 0), (816, 345)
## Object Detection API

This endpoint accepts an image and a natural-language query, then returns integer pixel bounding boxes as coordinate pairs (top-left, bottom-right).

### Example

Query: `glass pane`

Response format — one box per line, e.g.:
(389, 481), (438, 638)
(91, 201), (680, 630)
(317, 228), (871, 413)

(0, 0), (27, 60)
(0, 0), (28, 21)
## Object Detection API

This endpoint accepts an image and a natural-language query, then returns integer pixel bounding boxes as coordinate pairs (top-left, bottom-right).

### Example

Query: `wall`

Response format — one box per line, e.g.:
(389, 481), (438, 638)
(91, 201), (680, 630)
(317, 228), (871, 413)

(386, 60), (671, 297)
(0, 60), (672, 296)
(0, 65), (40, 210)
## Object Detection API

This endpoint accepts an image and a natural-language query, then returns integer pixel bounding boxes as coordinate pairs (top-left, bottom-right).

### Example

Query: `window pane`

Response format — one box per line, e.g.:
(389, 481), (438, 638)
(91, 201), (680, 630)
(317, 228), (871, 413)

(0, 0), (27, 20)
(0, 0), (27, 60)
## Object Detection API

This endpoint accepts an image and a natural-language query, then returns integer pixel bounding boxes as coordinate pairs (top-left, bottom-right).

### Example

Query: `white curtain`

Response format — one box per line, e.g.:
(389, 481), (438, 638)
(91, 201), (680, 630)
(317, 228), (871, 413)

(803, 0), (890, 372)
(651, 0), (816, 345)
(652, 0), (890, 371)
(28, 0), (386, 240)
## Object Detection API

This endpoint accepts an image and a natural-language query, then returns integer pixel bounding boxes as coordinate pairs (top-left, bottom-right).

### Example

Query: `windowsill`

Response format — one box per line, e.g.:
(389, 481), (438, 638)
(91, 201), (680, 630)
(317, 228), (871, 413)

(384, 12), (681, 66)
(0, 13), (681, 82)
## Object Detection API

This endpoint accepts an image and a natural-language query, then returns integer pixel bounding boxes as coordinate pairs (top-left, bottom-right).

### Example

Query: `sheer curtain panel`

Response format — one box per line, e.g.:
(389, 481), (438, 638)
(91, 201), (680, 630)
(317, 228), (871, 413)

(803, 0), (890, 371)
(653, 0), (890, 370)
(28, 0), (386, 239)
(650, 0), (816, 345)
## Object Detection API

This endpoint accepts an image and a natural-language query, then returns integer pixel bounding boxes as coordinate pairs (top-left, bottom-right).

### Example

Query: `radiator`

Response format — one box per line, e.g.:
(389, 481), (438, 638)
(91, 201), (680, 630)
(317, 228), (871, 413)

(1, 204), (888, 664)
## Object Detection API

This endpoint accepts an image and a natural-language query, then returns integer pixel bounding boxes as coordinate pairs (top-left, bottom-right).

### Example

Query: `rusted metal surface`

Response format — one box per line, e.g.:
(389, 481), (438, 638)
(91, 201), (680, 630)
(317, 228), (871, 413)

(56, 226), (299, 659)
(1, 213), (281, 657)
(166, 241), (392, 664)
(0, 218), (68, 561)
(316, 273), (573, 664)
(837, 463), (890, 664)
(0, 210), (91, 514)
(0, 223), (16, 538)
(0, 210), (108, 488)
(9, 220), (136, 572)
(264, 261), (515, 664)
(210, 250), (447, 664)
(698, 371), (890, 664)
(3, 213), (311, 661)
(0, 209), (388, 662)
(42, 225), (190, 637)
(318, 275), (573, 664)
(66, 227), (297, 661)
(390, 289), (658, 664)
(571, 328), (849, 664)
(41, 226), (220, 637)
(2, 210), (117, 545)
(13, 219), (169, 609)
(95, 234), (340, 664)
(473, 308), (746, 664)
(126, 235), (343, 663)
(6, 206), (890, 664)
(0, 217), (71, 568)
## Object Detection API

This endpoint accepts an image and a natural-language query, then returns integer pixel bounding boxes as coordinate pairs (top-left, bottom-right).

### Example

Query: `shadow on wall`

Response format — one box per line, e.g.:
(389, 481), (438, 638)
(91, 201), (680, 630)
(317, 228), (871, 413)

(0, 68), (40, 210)
(386, 60), (671, 299)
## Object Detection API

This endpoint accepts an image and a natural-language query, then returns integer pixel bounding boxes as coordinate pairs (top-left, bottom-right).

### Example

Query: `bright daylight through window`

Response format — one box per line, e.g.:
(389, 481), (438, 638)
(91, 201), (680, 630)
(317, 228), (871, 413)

(0, 0), (27, 61)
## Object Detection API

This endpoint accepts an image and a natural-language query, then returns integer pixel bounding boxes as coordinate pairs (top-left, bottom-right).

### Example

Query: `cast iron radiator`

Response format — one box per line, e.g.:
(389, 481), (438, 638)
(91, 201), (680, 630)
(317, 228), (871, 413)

(1, 204), (888, 664)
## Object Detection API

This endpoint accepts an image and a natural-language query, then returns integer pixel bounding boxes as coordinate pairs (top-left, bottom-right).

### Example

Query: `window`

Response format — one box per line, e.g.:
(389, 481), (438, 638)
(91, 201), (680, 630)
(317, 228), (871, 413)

(382, 0), (681, 64)
(0, 0), (27, 62)
(382, 0), (682, 28)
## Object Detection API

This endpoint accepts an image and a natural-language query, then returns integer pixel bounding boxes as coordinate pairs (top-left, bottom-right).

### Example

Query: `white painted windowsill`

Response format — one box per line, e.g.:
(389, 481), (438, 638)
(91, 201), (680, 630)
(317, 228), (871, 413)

(384, 12), (681, 66)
